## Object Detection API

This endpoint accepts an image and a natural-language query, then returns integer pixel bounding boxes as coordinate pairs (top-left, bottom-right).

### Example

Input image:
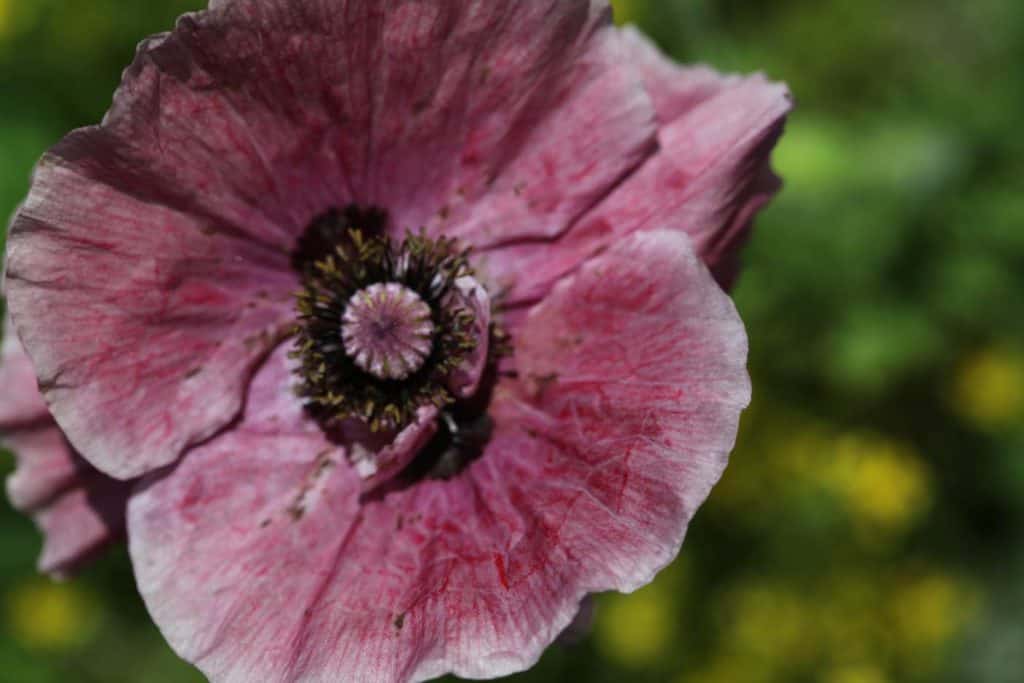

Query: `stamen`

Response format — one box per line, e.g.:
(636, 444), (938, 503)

(341, 283), (434, 380)
(291, 209), (485, 432)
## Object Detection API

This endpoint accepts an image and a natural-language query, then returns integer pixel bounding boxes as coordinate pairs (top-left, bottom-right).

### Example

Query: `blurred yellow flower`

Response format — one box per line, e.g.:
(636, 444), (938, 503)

(715, 409), (933, 544)
(816, 574), (878, 664)
(697, 569), (979, 682)
(710, 406), (836, 515)
(952, 346), (1024, 430)
(890, 573), (980, 655)
(721, 584), (812, 665)
(828, 433), (932, 540)
(681, 658), (773, 683)
(823, 664), (889, 683)
(6, 577), (100, 651)
(595, 579), (677, 667)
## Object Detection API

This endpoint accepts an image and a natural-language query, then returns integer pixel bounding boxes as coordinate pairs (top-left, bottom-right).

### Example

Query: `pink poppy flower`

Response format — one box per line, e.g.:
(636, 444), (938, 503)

(2, 1), (790, 681)
(0, 312), (132, 577)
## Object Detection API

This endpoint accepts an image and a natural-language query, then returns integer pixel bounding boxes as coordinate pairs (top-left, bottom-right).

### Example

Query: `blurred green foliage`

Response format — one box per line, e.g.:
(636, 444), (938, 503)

(0, 0), (1022, 681)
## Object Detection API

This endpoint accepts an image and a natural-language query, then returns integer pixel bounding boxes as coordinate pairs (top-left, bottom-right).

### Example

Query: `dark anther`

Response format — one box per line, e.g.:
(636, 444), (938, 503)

(291, 205), (388, 275)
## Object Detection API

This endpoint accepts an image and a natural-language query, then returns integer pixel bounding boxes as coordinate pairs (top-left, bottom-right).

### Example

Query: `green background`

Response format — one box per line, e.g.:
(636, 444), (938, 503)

(1, 1), (1022, 681)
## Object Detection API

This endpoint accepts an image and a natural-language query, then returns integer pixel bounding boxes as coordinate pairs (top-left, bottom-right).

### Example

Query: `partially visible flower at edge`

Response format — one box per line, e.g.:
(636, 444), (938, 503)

(1, 1), (791, 681)
(0, 311), (132, 578)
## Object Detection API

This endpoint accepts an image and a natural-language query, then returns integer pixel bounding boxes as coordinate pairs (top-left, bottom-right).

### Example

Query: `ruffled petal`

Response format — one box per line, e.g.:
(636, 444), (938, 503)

(129, 230), (748, 683)
(3, 426), (132, 578)
(0, 313), (49, 428)
(2, 311), (131, 576)
(129, 348), (360, 682)
(5, 148), (297, 480)
(617, 25), (745, 126)
(204, 0), (653, 243)
(5, 426), (81, 511)
(480, 29), (792, 304)
(5, 0), (658, 480)
(428, 19), (657, 248)
(173, 0), (654, 242)
(348, 405), (440, 493)
(492, 228), (750, 597)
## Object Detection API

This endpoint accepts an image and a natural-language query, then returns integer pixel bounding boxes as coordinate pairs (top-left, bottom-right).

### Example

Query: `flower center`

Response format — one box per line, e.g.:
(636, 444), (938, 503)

(341, 283), (434, 380)
(290, 207), (488, 432)
(290, 206), (507, 485)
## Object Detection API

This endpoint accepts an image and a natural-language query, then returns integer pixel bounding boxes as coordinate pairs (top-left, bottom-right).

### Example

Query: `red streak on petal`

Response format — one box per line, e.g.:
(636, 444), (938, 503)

(493, 554), (509, 590)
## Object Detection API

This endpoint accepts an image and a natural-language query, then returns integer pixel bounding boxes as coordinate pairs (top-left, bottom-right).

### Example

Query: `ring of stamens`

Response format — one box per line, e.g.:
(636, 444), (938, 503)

(341, 283), (434, 381)
(291, 209), (481, 432)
